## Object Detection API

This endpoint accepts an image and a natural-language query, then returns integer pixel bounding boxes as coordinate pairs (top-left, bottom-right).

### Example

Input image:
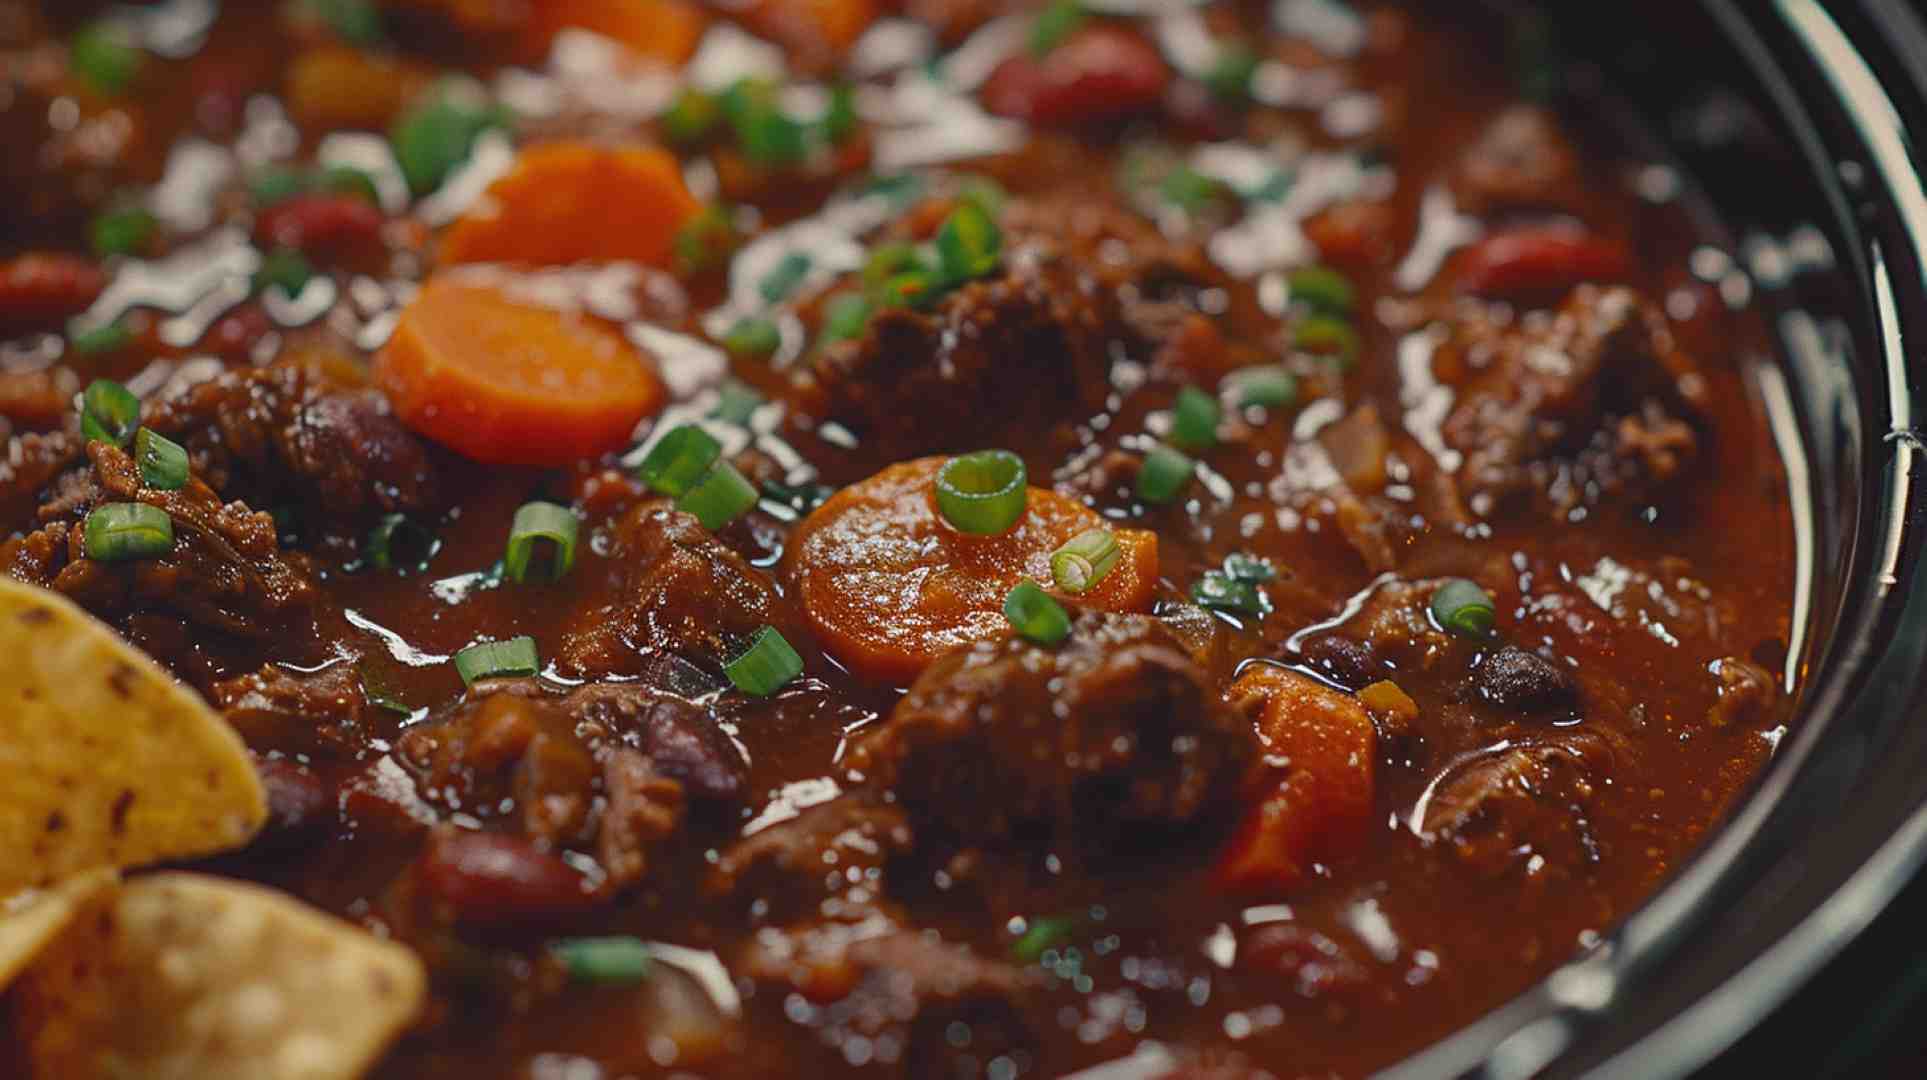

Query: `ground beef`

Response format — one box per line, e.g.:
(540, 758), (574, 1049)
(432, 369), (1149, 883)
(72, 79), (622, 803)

(845, 611), (1256, 856)
(1435, 285), (1707, 517)
(558, 503), (779, 678)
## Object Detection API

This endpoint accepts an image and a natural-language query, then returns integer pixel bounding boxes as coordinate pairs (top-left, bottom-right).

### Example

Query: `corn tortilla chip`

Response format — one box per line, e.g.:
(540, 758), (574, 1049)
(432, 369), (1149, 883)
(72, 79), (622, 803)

(0, 869), (117, 989)
(13, 872), (427, 1080)
(0, 579), (266, 894)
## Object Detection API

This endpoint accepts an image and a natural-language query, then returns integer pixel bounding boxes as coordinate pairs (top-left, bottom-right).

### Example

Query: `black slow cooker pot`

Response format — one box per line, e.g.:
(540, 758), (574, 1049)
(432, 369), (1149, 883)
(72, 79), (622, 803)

(1383, 1), (1927, 1076)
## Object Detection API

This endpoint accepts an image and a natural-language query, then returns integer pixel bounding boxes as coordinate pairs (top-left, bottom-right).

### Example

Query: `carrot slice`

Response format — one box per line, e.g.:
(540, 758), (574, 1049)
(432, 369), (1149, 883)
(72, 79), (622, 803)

(374, 276), (664, 466)
(786, 456), (1159, 682)
(439, 142), (701, 270)
(1216, 665), (1377, 893)
(526, 0), (707, 65)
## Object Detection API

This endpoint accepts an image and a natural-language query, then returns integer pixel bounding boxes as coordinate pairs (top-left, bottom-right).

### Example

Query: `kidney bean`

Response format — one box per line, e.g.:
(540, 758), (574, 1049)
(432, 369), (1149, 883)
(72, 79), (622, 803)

(416, 826), (603, 926)
(252, 757), (335, 852)
(0, 253), (107, 332)
(982, 25), (1170, 127)
(1454, 221), (1632, 300)
(255, 193), (386, 255)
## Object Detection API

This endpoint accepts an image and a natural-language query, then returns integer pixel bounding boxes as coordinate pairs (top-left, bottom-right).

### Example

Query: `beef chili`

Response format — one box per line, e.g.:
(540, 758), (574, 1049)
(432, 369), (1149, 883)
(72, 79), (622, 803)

(0, 0), (1798, 1076)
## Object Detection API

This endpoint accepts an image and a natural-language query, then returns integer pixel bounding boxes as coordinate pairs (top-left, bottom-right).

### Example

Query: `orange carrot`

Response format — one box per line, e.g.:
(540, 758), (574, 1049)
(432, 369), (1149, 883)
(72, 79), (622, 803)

(785, 456), (1159, 681)
(1216, 665), (1377, 893)
(527, 0), (706, 64)
(374, 275), (664, 466)
(439, 142), (701, 270)
(285, 45), (433, 132)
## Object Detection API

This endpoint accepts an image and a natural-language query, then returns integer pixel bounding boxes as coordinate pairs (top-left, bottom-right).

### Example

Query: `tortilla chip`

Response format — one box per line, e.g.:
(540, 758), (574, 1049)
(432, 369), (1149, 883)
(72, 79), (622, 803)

(13, 872), (427, 1080)
(0, 869), (117, 989)
(0, 579), (266, 894)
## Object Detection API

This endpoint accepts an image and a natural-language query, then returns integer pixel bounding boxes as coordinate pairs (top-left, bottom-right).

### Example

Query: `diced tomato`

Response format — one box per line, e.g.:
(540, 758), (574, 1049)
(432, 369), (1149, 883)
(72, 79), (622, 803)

(255, 193), (386, 255)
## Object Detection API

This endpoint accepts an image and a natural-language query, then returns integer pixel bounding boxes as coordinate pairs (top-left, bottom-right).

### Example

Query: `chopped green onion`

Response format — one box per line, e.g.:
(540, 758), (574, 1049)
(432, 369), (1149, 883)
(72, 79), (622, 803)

(134, 428), (188, 491)
(935, 450), (1027, 535)
(1136, 444), (1194, 505)
(1159, 165), (1228, 214)
(860, 172), (926, 209)
(722, 316), (781, 361)
(676, 461), (759, 530)
(1012, 915), (1078, 963)
(758, 251), (813, 304)
(661, 87), (721, 145)
(820, 293), (873, 344)
(83, 503), (173, 562)
(1004, 581), (1071, 646)
(722, 79), (806, 167)
(1170, 386), (1221, 451)
(366, 513), (438, 573)
(80, 379), (140, 446)
(636, 424), (723, 497)
(254, 247), (314, 297)
(1191, 572), (1266, 617)
(454, 636), (539, 686)
(1287, 266), (1355, 316)
(1203, 44), (1260, 101)
(1247, 170), (1295, 203)
(71, 22), (143, 97)
(724, 626), (804, 696)
(1430, 578), (1496, 638)
(1030, 0), (1086, 55)
(504, 501), (579, 584)
(1222, 552), (1276, 583)
(69, 318), (132, 356)
(318, 164), (381, 204)
(674, 204), (735, 276)
(301, 0), (384, 45)
(91, 205), (155, 259)
(936, 201), (1002, 283)
(1227, 364), (1298, 410)
(390, 89), (513, 196)
(711, 379), (764, 426)
(1050, 529), (1120, 594)
(956, 175), (1008, 218)
(550, 936), (653, 984)
(820, 83), (858, 144)
(249, 167), (307, 208)
(862, 243), (930, 291)
(1294, 314), (1360, 368)
(878, 269), (941, 309)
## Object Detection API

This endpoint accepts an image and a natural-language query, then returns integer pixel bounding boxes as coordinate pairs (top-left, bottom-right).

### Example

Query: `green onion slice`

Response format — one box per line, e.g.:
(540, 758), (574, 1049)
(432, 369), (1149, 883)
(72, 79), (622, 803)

(676, 461), (759, 530)
(724, 625), (804, 696)
(302, 0), (385, 44)
(862, 243), (929, 291)
(1030, 0), (1086, 55)
(455, 636), (539, 686)
(880, 269), (941, 309)
(1222, 552), (1276, 583)
(936, 201), (1002, 283)
(550, 936), (653, 985)
(711, 379), (764, 427)
(722, 316), (781, 361)
(1203, 44), (1260, 101)
(254, 246), (315, 297)
(1430, 578), (1496, 638)
(1191, 572), (1266, 617)
(1004, 580), (1072, 646)
(1227, 364), (1298, 410)
(80, 379), (140, 446)
(71, 22), (143, 97)
(820, 83), (858, 144)
(1287, 265), (1356, 316)
(390, 90), (513, 196)
(723, 80), (807, 167)
(504, 501), (578, 584)
(1170, 385), (1222, 451)
(91, 205), (155, 259)
(1294, 314), (1360, 368)
(820, 293), (873, 344)
(1136, 444), (1195, 505)
(637, 424), (723, 497)
(1012, 914), (1079, 963)
(134, 427), (188, 491)
(661, 87), (721, 145)
(1159, 166), (1228, 214)
(83, 503), (173, 562)
(69, 319), (133, 357)
(367, 513), (439, 573)
(674, 204), (735, 276)
(758, 251), (813, 304)
(1050, 529), (1121, 595)
(935, 450), (1027, 535)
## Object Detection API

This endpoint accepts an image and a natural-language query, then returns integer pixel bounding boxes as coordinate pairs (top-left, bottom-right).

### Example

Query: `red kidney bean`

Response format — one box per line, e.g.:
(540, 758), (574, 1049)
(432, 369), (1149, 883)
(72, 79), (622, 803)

(981, 26), (1171, 127)
(1455, 221), (1632, 300)
(253, 757), (335, 852)
(415, 826), (603, 925)
(255, 193), (386, 254)
(0, 253), (107, 332)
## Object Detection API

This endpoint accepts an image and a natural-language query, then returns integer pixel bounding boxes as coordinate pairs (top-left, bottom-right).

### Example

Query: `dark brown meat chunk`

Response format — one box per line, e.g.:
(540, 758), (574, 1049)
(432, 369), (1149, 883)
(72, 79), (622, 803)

(1417, 731), (1614, 876)
(1470, 645), (1579, 715)
(396, 686), (599, 849)
(846, 612), (1256, 855)
(215, 660), (382, 759)
(596, 748), (686, 889)
(1451, 105), (1583, 216)
(706, 796), (913, 918)
(1436, 286), (1707, 517)
(1708, 657), (1776, 728)
(1291, 577), (1461, 685)
(557, 504), (778, 677)
(0, 429), (81, 525)
(560, 682), (746, 800)
(1, 440), (324, 645)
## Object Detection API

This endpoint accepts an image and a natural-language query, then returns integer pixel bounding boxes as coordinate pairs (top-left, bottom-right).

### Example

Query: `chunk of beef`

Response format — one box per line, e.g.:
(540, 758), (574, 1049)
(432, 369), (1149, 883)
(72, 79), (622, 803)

(802, 196), (1219, 460)
(215, 660), (381, 759)
(0, 429), (80, 524)
(1, 441), (324, 644)
(1436, 286), (1707, 517)
(145, 352), (442, 521)
(1708, 657), (1776, 728)
(1416, 731), (1614, 876)
(1451, 105), (1582, 216)
(1290, 577), (1460, 685)
(1469, 645), (1579, 715)
(557, 504), (778, 677)
(560, 682), (746, 800)
(396, 686), (599, 849)
(596, 748), (687, 888)
(846, 612), (1256, 855)
(706, 797), (914, 917)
